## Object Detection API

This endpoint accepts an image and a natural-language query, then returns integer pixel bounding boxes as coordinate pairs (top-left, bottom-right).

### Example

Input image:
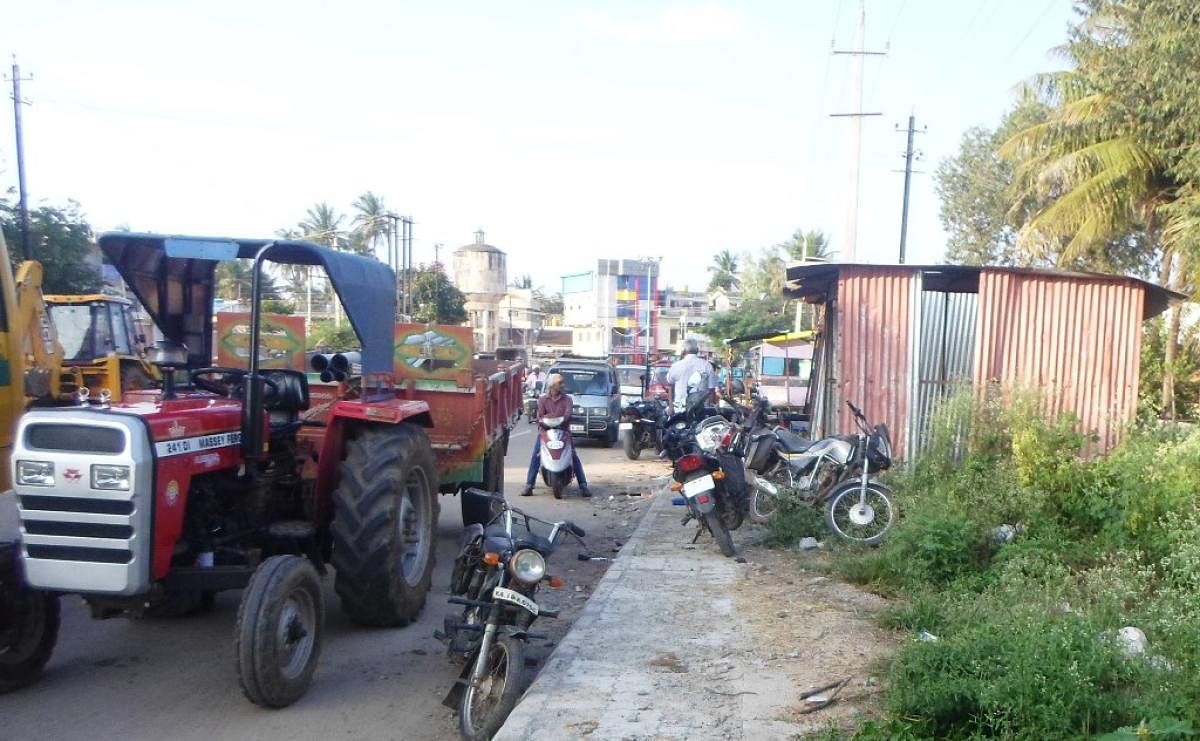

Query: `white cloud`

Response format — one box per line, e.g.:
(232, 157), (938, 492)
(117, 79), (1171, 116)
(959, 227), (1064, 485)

(578, 3), (745, 45)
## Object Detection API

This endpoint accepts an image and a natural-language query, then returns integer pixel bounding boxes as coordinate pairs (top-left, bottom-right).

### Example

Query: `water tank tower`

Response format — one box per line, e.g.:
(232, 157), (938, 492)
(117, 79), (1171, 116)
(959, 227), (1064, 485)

(452, 229), (507, 351)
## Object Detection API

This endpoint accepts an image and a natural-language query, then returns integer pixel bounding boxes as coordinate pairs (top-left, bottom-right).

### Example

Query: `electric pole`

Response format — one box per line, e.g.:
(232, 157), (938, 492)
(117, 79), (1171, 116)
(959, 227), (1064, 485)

(831, 0), (885, 263)
(895, 112), (926, 264)
(6, 56), (34, 259)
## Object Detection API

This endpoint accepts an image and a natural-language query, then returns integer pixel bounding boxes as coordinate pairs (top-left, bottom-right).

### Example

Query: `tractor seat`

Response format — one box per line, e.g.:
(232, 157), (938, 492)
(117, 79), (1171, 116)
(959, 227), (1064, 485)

(263, 370), (310, 434)
(775, 427), (814, 454)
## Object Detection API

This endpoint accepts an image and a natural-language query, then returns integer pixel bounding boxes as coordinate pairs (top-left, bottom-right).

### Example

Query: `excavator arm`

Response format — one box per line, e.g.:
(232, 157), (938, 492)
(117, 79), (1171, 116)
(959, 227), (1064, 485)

(12, 259), (65, 401)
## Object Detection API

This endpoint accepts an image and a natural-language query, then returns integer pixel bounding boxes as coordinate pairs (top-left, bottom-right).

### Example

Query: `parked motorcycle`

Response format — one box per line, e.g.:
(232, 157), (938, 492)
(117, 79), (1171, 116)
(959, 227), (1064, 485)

(522, 381), (543, 423)
(662, 384), (749, 557)
(437, 488), (585, 740)
(619, 398), (667, 460)
(537, 414), (575, 498)
(746, 400), (896, 545)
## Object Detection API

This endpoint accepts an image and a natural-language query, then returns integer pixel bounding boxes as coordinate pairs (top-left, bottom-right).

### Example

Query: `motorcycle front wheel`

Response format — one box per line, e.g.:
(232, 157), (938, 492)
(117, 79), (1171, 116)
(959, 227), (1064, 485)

(459, 634), (526, 741)
(824, 480), (896, 545)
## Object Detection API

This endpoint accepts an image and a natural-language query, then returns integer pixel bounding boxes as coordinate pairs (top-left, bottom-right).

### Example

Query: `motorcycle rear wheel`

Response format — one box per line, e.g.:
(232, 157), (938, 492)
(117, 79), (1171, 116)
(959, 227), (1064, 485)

(749, 482), (780, 523)
(703, 510), (736, 557)
(459, 634), (526, 741)
(622, 430), (641, 460)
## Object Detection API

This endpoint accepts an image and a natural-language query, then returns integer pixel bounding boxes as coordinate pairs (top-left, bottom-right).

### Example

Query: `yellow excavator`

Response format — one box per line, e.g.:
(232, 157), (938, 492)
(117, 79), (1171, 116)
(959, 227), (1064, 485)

(0, 231), (158, 487)
(44, 293), (157, 396)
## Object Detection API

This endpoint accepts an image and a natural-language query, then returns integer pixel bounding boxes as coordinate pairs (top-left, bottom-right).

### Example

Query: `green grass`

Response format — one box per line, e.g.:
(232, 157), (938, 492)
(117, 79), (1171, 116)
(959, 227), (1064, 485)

(779, 390), (1200, 740)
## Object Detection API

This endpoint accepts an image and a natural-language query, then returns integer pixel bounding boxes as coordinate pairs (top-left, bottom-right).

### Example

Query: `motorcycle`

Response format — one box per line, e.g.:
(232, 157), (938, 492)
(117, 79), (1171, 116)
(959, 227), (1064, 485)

(619, 398), (667, 460)
(522, 381), (543, 423)
(437, 488), (585, 740)
(661, 384), (749, 557)
(537, 414), (575, 499)
(746, 400), (896, 545)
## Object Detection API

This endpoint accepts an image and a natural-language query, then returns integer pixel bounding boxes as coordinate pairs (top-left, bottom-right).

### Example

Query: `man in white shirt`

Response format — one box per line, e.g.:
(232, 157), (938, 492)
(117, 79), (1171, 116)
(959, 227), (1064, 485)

(666, 339), (717, 412)
(524, 364), (547, 392)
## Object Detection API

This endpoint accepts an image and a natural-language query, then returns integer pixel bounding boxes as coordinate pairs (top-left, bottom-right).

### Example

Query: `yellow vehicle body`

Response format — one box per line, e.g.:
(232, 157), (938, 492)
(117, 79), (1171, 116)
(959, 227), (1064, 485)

(43, 293), (158, 401)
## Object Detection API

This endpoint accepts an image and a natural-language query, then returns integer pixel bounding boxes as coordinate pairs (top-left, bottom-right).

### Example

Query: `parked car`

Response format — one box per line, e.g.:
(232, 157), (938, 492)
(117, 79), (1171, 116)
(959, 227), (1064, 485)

(547, 360), (621, 446)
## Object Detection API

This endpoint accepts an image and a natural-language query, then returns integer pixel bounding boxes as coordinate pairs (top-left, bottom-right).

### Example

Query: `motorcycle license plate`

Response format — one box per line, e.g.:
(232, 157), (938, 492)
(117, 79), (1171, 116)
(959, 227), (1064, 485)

(492, 587), (539, 616)
(683, 474), (715, 498)
(569, 424), (585, 433)
(618, 422), (633, 431)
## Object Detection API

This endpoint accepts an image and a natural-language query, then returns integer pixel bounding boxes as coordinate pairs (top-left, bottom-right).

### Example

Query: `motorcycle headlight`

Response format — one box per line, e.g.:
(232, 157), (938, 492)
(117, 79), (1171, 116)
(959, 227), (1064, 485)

(589, 407), (608, 418)
(92, 464), (131, 491)
(16, 460), (54, 486)
(508, 549), (546, 585)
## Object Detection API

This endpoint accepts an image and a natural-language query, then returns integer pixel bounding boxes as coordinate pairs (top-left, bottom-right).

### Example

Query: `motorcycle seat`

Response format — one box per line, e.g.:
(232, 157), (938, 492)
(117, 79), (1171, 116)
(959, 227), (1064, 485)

(775, 428), (813, 454)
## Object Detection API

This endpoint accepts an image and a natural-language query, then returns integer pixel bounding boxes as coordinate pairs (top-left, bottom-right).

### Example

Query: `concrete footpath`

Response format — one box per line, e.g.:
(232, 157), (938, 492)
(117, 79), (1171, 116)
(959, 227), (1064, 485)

(495, 490), (814, 740)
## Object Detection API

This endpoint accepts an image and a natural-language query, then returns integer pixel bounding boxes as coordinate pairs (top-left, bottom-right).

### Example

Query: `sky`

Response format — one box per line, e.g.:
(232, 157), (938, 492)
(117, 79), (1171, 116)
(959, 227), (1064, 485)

(1, 0), (1077, 297)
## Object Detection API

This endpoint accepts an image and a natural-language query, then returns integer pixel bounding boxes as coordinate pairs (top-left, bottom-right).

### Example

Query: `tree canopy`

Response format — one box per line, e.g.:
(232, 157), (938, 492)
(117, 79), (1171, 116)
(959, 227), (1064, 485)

(411, 264), (467, 324)
(0, 200), (103, 293)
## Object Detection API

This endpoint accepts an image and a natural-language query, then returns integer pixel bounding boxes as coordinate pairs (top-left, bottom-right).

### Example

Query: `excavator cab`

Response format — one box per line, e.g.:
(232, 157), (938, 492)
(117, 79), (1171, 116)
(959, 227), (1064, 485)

(43, 294), (157, 398)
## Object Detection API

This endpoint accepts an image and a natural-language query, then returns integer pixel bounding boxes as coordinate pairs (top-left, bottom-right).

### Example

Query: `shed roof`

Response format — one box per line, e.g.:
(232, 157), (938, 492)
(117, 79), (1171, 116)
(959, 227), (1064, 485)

(783, 262), (1184, 319)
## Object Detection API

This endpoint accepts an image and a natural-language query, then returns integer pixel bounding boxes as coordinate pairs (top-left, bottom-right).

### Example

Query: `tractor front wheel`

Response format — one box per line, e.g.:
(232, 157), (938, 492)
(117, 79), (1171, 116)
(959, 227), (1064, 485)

(234, 555), (325, 708)
(0, 545), (59, 694)
(331, 424), (439, 627)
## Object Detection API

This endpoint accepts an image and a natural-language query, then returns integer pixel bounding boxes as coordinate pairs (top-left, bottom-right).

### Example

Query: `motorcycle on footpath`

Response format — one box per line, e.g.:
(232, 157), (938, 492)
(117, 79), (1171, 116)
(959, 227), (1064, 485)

(661, 377), (749, 557)
(437, 488), (586, 740)
(619, 397), (667, 460)
(536, 413), (578, 499)
(746, 400), (897, 545)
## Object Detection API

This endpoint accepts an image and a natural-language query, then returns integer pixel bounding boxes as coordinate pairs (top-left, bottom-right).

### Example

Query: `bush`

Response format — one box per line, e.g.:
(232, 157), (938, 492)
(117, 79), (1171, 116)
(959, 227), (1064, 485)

(763, 495), (826, 546)
(808, 389), (1200, 738)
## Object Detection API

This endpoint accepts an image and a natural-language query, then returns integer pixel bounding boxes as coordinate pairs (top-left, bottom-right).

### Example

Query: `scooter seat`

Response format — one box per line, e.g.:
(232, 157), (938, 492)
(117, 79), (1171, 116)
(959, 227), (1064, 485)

(775, 428), (813, 454)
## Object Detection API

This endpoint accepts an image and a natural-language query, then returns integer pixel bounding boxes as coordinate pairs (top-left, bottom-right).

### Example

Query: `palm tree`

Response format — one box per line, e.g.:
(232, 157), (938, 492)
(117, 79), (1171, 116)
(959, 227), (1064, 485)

(707, 249), (739, 291)
(298, 202), (346, 250)
(511, 274), (533, 289)
(350, 192), (387, 258)
(780, 230), (834, 262)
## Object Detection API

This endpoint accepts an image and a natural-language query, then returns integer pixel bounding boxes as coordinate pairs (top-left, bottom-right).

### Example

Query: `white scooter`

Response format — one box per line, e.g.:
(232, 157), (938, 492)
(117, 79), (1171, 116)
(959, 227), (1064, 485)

(538, 415), (575, 499)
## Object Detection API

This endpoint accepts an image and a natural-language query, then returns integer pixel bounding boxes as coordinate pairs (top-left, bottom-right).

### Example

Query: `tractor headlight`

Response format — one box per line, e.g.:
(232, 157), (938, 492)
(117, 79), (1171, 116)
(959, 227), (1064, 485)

(91, 464), (131, 491)
(16, 460), (54, 486)
(508, 549), (546, 585)
(589, 407), (608, 418)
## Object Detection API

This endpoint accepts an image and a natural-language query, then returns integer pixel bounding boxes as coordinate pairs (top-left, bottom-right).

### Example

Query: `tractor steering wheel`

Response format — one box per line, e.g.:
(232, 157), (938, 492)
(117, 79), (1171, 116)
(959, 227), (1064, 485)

(190, 367), (278, 399)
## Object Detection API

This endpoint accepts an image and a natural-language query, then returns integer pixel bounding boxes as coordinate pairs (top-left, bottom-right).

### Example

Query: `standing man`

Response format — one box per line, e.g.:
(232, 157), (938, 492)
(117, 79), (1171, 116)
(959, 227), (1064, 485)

(523, 373), (591, 498)
(666, 338), (718, 412)
(524, 363), (546, 393)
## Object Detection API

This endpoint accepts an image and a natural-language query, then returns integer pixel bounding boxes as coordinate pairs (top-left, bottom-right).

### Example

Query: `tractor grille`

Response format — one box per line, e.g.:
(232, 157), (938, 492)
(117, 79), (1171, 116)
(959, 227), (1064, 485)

(13, 412), (152, 596)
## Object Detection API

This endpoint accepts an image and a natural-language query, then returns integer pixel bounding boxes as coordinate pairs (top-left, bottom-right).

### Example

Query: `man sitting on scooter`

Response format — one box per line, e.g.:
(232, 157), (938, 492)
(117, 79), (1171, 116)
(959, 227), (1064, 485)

(522, 373), (591, 498)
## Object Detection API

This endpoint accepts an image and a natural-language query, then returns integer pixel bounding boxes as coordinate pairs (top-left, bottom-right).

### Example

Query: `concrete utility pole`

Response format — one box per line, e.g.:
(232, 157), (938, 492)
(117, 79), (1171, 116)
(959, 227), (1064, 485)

(6, 56), (34, 259)
(895, 112), (926, 264)
(831, 0), (885, 262)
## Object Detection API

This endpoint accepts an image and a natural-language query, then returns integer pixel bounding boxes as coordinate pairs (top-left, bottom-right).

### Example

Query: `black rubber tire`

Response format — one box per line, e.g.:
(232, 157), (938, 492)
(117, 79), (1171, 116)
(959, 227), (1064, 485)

(459, 634), (527, 741)
(330, 424), (439, 627)
(599, 423), (617, 448)
(622, 429), (641, 460)
(703, 510), (737, 557)
(551, 470), (565, 499)
(234, 555), (324, 708)
(0, 546), (60, 694)
(462, 443), (504, 527)
(824, 480), (896, 546)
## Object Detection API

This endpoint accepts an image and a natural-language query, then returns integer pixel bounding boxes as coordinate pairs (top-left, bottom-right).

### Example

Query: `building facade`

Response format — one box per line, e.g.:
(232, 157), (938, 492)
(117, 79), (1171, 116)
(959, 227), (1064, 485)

(561, 259), (660, 361)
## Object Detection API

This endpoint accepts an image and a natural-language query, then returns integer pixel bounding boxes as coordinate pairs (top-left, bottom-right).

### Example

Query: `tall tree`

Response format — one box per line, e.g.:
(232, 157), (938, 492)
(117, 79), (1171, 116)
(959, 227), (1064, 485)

(298, 202), (347, 250)
(411, 264), (467, 324)
(779, 229), (833, 262)
(350, 191), (387, 258)
(707, 249), (739, 291)
(0, 200), (102, 293)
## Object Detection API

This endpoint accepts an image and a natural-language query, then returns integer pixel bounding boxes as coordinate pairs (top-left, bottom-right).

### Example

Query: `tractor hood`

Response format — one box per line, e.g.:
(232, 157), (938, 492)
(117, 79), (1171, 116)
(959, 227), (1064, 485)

(98, 232), (397, 374)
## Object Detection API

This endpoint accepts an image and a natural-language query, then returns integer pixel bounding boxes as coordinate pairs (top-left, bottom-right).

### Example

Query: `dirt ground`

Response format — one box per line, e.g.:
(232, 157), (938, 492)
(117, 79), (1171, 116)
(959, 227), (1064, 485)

(731, 530), (899, 737)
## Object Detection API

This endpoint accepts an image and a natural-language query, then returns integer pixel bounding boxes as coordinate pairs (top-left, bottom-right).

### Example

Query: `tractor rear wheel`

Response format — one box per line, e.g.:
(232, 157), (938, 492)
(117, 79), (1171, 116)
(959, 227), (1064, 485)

(234, 555), (324, 708)
(0, 544), (59, 694)
(331, 424), (439, 627)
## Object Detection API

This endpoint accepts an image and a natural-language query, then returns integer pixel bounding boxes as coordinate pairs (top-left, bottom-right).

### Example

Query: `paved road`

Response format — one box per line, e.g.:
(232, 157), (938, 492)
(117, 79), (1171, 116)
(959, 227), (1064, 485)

(0, 426), (658, 741)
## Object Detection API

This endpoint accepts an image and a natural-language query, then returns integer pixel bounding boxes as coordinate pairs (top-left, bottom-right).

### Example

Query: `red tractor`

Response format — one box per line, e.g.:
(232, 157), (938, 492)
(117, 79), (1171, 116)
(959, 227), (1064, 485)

(0, 234), (454, 707)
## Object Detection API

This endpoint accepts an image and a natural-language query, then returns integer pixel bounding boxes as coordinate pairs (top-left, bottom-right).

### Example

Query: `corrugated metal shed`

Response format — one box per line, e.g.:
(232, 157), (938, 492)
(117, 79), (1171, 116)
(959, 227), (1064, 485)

(784, 262), (1181, 459)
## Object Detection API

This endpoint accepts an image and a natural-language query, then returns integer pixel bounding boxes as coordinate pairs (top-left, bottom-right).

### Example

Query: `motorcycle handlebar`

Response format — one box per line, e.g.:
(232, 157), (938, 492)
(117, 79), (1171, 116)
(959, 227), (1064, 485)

(563, 521), (586, 538)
